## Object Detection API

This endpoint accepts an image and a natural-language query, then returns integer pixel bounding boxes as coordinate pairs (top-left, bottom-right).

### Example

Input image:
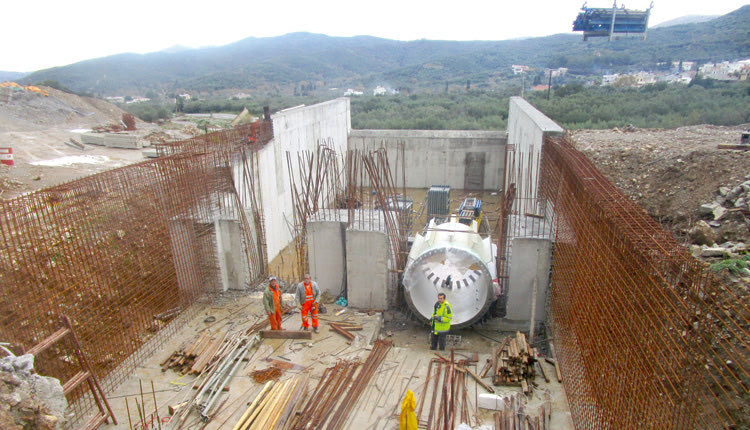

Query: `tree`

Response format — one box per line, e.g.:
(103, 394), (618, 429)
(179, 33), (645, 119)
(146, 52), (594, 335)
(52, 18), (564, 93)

(175, 95), (185, 113)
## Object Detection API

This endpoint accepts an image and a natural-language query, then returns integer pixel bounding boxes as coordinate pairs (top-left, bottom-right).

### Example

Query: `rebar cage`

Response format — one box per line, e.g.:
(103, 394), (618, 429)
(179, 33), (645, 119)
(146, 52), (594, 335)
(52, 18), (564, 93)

(540, 135), (749, 428)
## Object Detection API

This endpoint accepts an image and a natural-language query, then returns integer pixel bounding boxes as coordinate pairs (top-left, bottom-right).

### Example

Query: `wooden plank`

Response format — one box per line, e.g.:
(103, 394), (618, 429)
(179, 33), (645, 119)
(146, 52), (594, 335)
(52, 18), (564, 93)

(458, 366), (494, 393)
(537, 361), (549, 383)
(328, 324), (354, 341)
(718, 144), (750, 150)
(63, 370), (90, 395)
(81, 412), (108, 430)
(260, 330), (312, 339)
(554, 360), (563, 382)
(191, 339), (223, 374)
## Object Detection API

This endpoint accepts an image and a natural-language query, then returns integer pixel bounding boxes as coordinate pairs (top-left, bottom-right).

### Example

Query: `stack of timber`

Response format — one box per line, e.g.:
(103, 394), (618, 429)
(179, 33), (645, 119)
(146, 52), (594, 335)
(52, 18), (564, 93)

(162, 313), (279, 374)
(492, 332), (538, 395)
(232, 376), (308, 430)
(160, 330), (226, 374)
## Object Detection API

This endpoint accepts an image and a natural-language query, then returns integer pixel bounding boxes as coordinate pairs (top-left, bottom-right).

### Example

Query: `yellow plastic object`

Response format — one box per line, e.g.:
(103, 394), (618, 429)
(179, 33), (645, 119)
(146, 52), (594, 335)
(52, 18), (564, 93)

(399, 389), (417, 430)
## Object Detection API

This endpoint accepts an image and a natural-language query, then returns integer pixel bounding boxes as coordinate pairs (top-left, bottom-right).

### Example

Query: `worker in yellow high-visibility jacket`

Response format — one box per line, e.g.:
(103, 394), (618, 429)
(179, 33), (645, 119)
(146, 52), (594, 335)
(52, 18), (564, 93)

(430, 293), (452, 351)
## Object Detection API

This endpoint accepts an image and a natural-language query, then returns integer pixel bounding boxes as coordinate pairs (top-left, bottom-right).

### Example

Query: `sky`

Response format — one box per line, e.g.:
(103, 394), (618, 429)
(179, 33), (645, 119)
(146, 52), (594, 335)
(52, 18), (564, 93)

(2, 0), (748, 72)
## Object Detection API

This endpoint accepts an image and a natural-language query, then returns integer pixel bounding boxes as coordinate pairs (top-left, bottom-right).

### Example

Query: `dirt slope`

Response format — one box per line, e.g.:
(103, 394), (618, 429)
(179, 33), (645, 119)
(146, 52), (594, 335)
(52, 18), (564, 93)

(570, 124), (750, 245)
(0, 86), (134, 133)
(0, 87), (157, 199)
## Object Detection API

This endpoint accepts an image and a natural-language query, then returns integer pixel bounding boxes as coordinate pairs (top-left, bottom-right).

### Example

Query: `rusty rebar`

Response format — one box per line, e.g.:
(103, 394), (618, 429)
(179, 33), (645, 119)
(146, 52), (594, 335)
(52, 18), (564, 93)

(0, 123), (271, 428)
(538, 135), (750, 429)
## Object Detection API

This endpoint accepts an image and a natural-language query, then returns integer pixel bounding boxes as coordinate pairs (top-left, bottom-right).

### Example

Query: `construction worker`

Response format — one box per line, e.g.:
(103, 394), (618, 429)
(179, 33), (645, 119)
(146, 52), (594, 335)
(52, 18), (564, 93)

(296, 273), (320, 333)
(263, 276), (283, 330)
(430, 293), (452, 351)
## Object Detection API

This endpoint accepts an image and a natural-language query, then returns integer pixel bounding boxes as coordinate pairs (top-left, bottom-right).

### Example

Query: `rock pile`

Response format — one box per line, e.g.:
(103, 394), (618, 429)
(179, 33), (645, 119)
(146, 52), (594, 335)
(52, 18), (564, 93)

(0, 354), (67, 430)
(689, 176), (750, 258)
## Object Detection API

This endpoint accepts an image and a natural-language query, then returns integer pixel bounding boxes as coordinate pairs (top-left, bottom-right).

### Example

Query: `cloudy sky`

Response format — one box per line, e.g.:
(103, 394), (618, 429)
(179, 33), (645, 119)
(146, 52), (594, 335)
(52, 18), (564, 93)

(3, 0), (748, 72)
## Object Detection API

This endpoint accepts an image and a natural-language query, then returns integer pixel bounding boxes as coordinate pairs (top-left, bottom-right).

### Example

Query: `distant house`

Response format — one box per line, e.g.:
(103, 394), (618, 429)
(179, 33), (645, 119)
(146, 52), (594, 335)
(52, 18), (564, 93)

(550, 67), (568, 78)
(344, 88), (363, 96)
(178, 93), (192, 100)
(699, 59), (750, 81)
(512, 65), (530, 75)
(633, 72), (656, 86)
(373, 86), (387, 96)
(532, 85), (550, 91)
(602, 74), (619, 86)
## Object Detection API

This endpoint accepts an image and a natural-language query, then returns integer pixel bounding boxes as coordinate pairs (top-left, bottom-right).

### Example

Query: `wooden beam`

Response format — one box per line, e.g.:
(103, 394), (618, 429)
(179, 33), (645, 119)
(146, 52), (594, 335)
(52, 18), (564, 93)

(260, 330), (312, 339)
(537, 361), (550, 383)
(329, 324), (355, 341)
(718, 144), (750, 150)
(458, 366), (494, 393)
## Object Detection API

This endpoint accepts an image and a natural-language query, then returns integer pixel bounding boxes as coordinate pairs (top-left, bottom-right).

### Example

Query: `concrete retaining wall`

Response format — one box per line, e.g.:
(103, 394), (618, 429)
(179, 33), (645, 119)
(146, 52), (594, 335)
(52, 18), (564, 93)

(502, 98), (562, 326)
(349, 129), (506, 190)
(506, 97), (563, 216)
(251, 99), (350, 264)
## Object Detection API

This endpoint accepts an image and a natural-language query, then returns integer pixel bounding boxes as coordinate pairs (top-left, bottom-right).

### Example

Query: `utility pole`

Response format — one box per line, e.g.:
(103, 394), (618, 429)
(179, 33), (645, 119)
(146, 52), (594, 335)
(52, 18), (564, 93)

(521, 71), (525, 98)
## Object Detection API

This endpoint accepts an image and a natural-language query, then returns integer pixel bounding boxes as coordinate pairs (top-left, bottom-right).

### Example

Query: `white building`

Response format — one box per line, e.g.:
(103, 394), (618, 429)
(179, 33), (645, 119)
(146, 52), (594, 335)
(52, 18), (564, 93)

(601, 74), (619, 86)
(373, 86), (387, 96)
(344, 88), (363, 96)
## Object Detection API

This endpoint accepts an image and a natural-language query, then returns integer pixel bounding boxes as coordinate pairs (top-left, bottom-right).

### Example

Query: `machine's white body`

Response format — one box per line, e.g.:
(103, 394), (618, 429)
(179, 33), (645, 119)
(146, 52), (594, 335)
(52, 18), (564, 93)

(403, 217), (498, 328)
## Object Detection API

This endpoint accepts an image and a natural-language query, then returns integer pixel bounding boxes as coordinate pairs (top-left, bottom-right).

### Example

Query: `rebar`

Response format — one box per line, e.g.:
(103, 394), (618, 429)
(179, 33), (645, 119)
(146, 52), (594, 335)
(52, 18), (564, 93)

(0, 122), (271, 428)
(538, 135), (750, 429)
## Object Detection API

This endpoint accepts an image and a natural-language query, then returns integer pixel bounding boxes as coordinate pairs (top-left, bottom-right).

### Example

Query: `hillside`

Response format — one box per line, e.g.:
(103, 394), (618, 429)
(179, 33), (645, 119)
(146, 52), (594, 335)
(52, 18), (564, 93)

(0, 86), (131, 133)
(20, 6), (750, 97)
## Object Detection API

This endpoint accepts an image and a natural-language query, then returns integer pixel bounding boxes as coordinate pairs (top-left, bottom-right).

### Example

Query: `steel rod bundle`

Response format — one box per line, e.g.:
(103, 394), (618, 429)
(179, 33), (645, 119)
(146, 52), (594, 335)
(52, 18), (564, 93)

(327, 339), (393, 429)
(418, 353), (479, 430)
(292, 360), (361, 429)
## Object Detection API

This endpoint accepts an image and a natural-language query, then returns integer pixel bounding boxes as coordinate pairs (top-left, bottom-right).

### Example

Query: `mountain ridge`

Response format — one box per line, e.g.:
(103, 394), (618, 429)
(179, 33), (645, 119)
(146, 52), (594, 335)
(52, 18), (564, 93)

(19, 6), (750, 97)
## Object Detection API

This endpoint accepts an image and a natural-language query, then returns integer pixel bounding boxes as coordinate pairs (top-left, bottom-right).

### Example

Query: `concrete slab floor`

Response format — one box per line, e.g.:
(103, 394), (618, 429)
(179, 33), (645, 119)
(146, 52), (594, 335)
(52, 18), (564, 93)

(99, 292), (572, 430)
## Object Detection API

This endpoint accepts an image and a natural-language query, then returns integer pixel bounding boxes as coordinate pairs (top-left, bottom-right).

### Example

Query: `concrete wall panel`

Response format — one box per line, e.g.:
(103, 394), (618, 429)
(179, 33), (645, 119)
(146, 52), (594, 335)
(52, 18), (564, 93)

(307, 219), (347, 297)
(505, 237), (551, 323)
(349, 130), (506, 190)
(215, 219), (249, 291)
(346, 229), (389, 309)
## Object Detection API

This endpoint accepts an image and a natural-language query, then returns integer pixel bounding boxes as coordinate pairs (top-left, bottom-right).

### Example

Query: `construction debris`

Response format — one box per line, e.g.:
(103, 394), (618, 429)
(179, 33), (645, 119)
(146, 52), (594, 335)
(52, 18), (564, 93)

(249, 367), (283, 384)
(490, 391), (552, 430)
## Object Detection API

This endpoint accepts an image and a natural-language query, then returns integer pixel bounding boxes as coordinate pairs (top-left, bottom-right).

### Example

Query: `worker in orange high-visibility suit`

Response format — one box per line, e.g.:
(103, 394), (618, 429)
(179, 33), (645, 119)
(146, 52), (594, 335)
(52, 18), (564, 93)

(263, 276), (283, 330)
(295, 274), (320, 333)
